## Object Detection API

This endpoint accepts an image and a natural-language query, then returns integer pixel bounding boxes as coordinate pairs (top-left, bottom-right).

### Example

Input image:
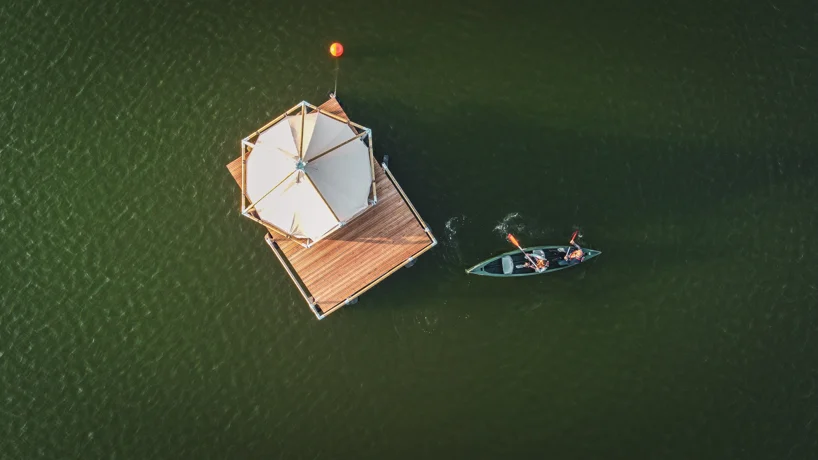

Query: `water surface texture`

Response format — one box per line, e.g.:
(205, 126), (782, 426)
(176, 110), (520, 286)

(2, 0), (817, 458)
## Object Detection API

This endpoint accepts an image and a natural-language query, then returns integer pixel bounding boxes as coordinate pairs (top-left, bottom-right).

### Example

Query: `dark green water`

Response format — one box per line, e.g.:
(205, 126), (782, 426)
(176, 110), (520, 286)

(2, 0), (817, 458)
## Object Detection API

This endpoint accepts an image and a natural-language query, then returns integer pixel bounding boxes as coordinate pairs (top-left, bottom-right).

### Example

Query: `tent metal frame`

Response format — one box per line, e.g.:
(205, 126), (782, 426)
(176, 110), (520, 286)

(240, 101), (377, 248)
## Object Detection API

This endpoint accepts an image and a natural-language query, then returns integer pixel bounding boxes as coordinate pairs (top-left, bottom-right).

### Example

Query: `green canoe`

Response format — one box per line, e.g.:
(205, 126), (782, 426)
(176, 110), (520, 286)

(465, 246), (602, 277)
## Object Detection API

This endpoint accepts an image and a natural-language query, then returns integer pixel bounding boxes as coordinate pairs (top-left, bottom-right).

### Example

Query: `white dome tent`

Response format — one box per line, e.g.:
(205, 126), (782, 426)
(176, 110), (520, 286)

(240, 101), (377, 246)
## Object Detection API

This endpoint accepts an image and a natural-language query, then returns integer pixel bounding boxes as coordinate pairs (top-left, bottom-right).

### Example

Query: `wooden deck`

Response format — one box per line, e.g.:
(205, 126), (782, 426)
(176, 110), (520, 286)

(227, 96), (436, 319)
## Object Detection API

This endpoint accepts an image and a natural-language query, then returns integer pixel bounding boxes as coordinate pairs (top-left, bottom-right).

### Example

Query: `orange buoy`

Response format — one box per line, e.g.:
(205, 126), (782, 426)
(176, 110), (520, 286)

(329, 42), (344, 57)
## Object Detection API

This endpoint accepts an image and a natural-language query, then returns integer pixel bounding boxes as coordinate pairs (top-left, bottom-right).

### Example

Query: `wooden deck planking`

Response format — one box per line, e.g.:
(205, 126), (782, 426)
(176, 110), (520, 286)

(227, 96), (435, 317)
(226, 156), (242, 186)
(277, 162), (431, 311)
(316, 96), (346, 118)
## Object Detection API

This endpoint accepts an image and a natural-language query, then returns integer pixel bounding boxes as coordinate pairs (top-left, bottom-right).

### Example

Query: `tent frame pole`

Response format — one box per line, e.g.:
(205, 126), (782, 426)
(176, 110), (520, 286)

(307, 130), (368, 164)
(368, 134), (377, 203)
(299, 103), (305, 158)
(248, 103), (301, 139)
(243, 170), (296, 214)
(303, 175), (341, 222)
(241, 140), (247, 211)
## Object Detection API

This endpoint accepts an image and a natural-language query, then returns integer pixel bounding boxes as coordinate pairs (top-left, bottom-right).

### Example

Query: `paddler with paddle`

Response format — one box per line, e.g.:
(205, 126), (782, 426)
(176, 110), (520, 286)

(563, 230), (585, 263)
(506, 233), (548, 273)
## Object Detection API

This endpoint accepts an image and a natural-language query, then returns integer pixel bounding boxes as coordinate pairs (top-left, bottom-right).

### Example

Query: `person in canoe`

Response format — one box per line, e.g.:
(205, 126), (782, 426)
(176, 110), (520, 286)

(508, 233), (549, 273)
(563, 230), (585, 263)
(525, 253), (549, 272)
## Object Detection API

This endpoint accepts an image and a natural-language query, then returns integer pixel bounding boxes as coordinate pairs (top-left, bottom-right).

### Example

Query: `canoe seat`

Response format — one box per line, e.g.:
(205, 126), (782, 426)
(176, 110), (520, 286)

(501, 256), (514, 274)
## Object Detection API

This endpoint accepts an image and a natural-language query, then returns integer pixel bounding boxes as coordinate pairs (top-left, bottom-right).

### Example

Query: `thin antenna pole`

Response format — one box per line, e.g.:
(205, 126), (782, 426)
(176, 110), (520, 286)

(333, 59), (339, 95)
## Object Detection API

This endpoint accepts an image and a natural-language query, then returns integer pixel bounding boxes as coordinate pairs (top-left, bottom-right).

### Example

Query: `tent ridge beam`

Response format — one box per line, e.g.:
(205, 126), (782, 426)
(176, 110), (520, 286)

(243, 170), (296, 214)
(307, 130), (367, 164)
(304, 175), (341, 222)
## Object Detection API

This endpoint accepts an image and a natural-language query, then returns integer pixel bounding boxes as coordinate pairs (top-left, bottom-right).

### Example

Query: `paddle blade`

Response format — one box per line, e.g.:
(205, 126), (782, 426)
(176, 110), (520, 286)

(507, 233), (521, 247)
(569, 230), (579, 244)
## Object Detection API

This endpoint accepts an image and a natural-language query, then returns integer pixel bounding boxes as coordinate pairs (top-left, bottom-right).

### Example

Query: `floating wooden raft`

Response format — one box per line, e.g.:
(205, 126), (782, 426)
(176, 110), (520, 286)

(226, 95), (436, 319)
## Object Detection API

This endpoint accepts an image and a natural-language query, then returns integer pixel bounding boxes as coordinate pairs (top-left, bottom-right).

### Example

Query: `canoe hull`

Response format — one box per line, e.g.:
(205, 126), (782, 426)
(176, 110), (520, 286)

(465, 246), (602, 277)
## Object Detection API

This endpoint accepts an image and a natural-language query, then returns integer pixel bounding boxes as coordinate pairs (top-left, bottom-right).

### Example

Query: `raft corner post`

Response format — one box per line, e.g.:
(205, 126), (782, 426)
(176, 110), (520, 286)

(427, 228), (438, 248)
(310, 301), (325, 320)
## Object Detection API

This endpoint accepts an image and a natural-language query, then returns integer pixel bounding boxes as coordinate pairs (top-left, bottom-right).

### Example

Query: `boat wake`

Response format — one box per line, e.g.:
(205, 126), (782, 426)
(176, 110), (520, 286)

(414, 313), (439, 334)
(445, 215), (465, 238)
(493, 212), (552, 239)
(493, 212), (528, 236)
(442, 215), (466, 265)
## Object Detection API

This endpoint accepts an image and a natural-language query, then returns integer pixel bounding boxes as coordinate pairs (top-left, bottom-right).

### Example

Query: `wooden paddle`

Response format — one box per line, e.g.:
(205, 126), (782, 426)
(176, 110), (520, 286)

(566, 230), (582, 261)
(507, 233), (539, 268)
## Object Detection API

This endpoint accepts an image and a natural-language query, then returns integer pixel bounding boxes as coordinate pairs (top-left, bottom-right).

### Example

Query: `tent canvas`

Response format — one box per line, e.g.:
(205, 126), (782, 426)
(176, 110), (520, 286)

(241, 102), (376, 246)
